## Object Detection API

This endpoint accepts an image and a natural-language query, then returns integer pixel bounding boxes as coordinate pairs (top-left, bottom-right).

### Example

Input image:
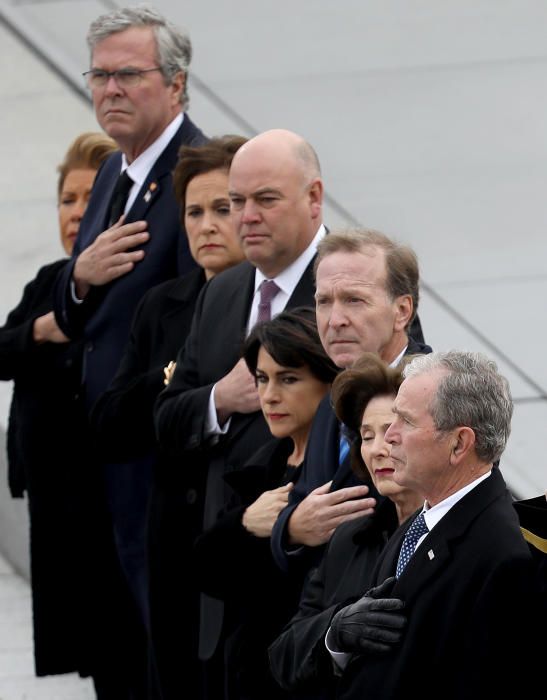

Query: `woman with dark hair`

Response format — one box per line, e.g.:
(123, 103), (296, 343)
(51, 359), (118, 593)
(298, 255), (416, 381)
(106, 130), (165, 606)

(269, 352), (423, 698)
(0, 132), (118, 683)
(194, 306), (338, 700)
(89, 135), (247, 699)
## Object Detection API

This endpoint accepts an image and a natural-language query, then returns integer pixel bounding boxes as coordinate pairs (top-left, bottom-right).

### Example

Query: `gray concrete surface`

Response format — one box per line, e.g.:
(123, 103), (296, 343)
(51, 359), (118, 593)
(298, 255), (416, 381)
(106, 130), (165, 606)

(0, 552), (94, 699)
(0, 3), (545, 693)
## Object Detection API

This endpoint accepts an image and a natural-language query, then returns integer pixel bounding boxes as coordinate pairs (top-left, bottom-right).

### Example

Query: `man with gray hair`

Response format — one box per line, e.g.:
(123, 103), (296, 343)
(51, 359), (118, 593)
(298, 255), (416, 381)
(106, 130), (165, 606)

(328, 351), (541, 698)
(52, 5), (206, 698)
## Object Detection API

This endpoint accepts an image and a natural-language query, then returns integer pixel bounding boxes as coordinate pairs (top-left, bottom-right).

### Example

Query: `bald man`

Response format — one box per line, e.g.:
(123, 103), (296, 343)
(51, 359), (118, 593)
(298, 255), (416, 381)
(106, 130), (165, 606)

(154, 129), (374, 697)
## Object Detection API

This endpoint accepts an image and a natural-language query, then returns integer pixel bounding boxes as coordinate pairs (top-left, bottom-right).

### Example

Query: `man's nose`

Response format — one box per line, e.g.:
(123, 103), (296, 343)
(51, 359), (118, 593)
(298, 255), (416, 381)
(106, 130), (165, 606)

(104, 74), (123, 96)
(241, 200), (260, 223)
(328, 301), (347, 328)
(384, 421), (397, 444)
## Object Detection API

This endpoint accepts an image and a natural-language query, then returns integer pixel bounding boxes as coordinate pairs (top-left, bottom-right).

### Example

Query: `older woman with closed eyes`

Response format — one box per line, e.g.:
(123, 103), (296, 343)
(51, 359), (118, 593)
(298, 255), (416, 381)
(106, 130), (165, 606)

(269, 352), (424, 698)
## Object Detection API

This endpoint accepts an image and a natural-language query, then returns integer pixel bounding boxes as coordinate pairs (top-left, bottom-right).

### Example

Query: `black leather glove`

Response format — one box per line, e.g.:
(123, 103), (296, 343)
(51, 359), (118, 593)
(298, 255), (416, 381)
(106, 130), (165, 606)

(329, 577), (406, 654)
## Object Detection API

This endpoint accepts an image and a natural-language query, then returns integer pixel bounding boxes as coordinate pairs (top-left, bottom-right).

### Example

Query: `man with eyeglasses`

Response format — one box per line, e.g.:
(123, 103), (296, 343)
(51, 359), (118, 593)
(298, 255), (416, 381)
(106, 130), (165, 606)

(53, 5), (205, 699)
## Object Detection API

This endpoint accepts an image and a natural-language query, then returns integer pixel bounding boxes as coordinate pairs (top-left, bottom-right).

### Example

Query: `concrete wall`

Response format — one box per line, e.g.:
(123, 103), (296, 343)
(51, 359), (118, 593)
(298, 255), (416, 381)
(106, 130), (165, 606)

(0, 427), (30, 579)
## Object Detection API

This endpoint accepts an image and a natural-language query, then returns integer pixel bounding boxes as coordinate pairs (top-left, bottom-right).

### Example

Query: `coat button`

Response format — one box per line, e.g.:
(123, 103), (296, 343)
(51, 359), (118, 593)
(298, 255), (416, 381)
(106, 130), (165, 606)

(86, 342), (94, 352)
(185, 489), (197, 505)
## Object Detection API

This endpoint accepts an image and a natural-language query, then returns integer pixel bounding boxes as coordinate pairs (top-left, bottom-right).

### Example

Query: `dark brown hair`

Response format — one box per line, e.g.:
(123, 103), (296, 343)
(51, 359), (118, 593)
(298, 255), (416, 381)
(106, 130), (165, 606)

(57, 132), (117, 198)
(243, 306), (338, 385)
(331, 352), (409, 480)
(173, 135), (247, 211)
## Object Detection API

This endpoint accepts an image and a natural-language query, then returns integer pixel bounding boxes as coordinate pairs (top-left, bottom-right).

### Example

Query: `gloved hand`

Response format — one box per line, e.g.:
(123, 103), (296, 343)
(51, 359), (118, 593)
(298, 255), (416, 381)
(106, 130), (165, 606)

(329, 577), (406, 654)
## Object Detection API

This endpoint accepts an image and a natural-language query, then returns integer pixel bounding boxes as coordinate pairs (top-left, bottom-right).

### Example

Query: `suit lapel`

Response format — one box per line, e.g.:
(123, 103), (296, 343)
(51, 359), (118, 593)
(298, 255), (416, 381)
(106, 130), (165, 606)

(128, 128), (181, 222)
(75, 155), (121, 253)
(126, 116), (206, 223)
(286, 256), (316, 307)
(391, 469), (508, 598)
(159, 269), (206, 344)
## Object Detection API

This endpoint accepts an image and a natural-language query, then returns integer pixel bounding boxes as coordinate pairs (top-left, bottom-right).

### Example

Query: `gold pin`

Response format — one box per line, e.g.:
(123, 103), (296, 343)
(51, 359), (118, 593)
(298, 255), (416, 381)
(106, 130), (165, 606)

(144, 182), (158, 202)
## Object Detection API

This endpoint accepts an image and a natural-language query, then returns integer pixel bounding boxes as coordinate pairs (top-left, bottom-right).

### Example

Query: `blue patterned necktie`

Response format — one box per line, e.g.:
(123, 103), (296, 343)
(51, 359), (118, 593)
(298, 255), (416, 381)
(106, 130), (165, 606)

(395, 511), (429, 578)
(338, 425), (350, 464)
(338, 437), (350, 464)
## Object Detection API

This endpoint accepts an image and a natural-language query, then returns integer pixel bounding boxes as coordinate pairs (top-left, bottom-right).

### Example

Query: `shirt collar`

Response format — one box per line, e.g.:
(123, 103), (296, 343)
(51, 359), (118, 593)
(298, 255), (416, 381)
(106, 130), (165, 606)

(121, 113), (183, 188)
(253, 223), (327, 295)
(422, 470), (492, 532)
(389, 345), (408, 368)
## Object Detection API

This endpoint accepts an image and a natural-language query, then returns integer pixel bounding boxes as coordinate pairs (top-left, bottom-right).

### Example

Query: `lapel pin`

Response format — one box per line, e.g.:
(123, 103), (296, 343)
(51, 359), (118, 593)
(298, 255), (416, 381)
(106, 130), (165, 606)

(428, 549), (435, 560)
(144, 182), (158, 202)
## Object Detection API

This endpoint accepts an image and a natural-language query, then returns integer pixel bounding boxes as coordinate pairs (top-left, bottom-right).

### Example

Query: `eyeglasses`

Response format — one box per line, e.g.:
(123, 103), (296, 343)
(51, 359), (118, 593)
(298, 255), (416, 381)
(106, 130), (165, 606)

(82, 67), (163, 89)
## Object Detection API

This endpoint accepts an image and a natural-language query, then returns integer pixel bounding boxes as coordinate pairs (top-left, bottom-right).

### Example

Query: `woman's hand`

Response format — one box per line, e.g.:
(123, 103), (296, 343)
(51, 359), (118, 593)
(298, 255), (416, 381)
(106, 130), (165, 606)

(33, 312), (70, 344)
(163, 360), (176, 386)
(242, 483), (294, 538)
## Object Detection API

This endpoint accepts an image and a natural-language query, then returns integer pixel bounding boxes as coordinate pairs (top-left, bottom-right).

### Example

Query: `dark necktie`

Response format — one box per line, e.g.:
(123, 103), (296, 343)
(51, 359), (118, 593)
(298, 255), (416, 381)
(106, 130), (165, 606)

(108, 170), (133, 226)
(257, 280), (280, 323)
(396, 511), (429, 578)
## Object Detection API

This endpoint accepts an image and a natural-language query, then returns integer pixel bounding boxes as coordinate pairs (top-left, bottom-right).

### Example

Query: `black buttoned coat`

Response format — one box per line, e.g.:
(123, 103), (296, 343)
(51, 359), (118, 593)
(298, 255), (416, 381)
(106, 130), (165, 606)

(90, 268), (206, 700)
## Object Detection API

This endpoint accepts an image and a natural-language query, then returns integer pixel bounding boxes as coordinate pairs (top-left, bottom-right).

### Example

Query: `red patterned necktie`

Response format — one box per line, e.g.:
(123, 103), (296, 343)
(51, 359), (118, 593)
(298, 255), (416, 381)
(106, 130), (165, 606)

(257, 280), (280, 323)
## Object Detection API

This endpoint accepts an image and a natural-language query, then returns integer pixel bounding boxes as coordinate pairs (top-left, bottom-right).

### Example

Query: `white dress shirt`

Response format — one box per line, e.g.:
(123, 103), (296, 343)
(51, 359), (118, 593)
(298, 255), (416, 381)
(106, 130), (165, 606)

(122, 113), (183, 212)
(205, 224), (327, 436)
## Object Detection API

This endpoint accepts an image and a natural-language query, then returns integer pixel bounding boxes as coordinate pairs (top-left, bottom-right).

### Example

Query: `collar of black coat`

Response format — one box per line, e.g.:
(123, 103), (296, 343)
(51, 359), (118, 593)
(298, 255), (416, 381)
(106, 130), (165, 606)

(223, 438), (294, 502)
(351, 497), (399, 544)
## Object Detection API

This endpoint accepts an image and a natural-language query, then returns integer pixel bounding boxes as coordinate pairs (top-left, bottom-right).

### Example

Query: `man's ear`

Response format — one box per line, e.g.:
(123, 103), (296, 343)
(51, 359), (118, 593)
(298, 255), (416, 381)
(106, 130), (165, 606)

(308, 178), (323, 220)
(170, 71), (185, 107)
(393, 294), (413, 332)
(449, 426), (476, 465)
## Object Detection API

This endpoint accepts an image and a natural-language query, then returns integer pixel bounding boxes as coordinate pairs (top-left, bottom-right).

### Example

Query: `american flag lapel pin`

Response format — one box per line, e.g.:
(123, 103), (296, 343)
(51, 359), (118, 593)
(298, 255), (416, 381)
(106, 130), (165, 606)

(428, 549), (435, 560)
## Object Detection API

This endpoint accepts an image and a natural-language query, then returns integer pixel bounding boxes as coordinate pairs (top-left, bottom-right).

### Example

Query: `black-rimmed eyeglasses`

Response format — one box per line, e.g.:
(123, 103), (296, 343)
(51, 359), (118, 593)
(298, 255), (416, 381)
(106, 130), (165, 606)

(82, 67), (163, 90)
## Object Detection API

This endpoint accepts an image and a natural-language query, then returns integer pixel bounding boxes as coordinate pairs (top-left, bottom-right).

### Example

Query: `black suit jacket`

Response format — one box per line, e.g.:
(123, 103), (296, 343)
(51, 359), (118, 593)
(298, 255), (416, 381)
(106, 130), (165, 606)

(271, 337), (432, 573)
(90, 268), (206, 460)
(337, 468), (541, 699)
(54, 115), (206, 407)
(89, 268), (207, 700)
(154, 257), (317, 660)
(269, 499), (399, 698)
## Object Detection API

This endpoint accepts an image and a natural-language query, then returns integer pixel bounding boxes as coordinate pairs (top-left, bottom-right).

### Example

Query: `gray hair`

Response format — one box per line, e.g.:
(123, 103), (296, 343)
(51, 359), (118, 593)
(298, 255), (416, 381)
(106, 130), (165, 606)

(87, 5), (192, 108)
(403, 351), (513, 463)
(314, 227), (420, 329)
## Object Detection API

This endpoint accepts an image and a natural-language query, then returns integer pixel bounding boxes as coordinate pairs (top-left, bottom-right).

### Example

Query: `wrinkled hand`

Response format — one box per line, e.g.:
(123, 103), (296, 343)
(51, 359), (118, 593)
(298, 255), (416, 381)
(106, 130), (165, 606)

(214, 358), (260, 425)
(73, 218), (149, 298)
(288, 481), (376, 547)
(329, 577), (406, 654)
(32, 312), (70, 344)
(242, 483), (294, 538)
